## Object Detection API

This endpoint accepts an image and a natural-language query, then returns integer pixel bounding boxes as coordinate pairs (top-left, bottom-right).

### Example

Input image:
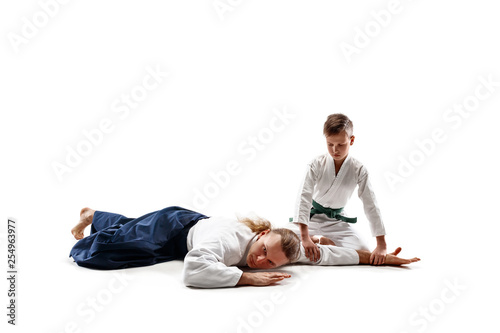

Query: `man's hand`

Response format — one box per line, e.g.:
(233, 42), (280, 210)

(302, 236), (321, 262)
(237, 272), (291, 286)
(385, 247), (420, 265)
(356, 247), (420, 266)
(370, 246), (387, 265)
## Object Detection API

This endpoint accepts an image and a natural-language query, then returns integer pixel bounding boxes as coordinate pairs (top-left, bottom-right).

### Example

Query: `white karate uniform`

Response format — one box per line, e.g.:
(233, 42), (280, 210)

(182, 216), (360, 288)
(183, 216), (255, 288)
(292, 243), (360, 266)
(289, 154), (386, 250)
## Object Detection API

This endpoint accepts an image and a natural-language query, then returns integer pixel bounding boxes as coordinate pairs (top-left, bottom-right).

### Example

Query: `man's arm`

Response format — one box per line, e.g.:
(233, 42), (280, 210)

(294, 242), (360, 266)
(307, 238), (419, 266)
(183, 247), (244, 288)
(237, 272), (291, 286)
(357, 247), (419, 265)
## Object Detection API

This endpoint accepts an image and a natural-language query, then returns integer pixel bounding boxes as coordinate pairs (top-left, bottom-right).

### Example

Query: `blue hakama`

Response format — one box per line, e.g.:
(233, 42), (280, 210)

(69, 206), (207, 270)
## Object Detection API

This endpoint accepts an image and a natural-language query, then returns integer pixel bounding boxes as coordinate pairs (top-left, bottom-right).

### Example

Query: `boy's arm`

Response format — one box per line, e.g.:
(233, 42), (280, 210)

(357, 168), (386, 237)
(357, 166), (387, 264)
(292, 160), (320, 262)
(293, 162), (317, 226)
(298, 223), (320, 262)
(371, 235), (387, 265)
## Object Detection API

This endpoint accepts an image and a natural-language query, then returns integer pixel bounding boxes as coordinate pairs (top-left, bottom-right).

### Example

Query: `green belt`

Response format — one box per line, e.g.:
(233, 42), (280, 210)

(289, 200), (357, 223)
(310, 200), (357, 223)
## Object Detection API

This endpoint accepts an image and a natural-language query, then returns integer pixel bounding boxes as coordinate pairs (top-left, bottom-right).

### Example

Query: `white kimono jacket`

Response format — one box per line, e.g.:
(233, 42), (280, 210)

(183, 216), (255, 288)
(183, 216), (361, 288)
(292, 154), (386, 237)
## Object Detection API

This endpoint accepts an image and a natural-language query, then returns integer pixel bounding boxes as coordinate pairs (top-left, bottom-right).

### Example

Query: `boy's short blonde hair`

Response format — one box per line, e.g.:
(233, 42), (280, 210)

(323, 113), (353, 138)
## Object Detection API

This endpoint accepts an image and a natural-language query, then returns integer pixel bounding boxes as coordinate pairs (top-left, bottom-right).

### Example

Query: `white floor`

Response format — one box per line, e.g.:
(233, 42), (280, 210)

(3, 211), (498, 333)
(2, 1), (500, 332)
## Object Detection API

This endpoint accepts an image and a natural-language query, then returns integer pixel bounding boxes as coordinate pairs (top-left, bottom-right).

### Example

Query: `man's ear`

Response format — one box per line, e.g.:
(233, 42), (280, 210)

(350, 135), (355, 145)
(257, 229), (271, 240)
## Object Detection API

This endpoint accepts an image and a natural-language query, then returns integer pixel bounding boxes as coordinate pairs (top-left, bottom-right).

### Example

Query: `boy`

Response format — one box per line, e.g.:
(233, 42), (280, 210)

(290, 114), (387, 265)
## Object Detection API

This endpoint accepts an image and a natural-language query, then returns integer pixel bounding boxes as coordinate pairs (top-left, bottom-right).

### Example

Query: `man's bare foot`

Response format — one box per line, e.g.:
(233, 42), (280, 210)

(310, 235), (336, 246)
(71, 208), (95, 240)
(385, 247), (420, 266)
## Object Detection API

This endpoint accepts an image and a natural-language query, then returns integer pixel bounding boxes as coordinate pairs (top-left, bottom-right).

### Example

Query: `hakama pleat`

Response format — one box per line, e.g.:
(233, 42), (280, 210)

(69, 206), (207, 270)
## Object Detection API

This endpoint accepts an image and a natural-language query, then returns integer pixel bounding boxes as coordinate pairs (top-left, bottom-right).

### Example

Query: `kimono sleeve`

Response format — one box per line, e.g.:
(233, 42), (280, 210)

(291, 160), (319, 225)
(357, 166), (386, 237)
(293, 244), (359, 265)
(182, 241), (243, 288)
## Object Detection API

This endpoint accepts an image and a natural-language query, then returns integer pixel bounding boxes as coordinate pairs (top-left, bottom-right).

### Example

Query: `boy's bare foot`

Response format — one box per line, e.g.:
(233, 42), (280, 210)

(385, 247), (420, 265)
(310, 235), (336, 246)
(71, 208), (95, 240)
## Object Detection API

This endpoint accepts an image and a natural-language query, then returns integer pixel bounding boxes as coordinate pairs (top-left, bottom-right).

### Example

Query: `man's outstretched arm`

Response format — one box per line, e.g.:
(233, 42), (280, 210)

(356, 247), (420, 266)
(237, 272), (291, 286)
(310, 236), (420, 266)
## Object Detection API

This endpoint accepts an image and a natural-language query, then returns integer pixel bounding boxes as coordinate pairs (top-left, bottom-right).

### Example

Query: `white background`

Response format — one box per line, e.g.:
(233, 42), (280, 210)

(1, 1), (499, 332)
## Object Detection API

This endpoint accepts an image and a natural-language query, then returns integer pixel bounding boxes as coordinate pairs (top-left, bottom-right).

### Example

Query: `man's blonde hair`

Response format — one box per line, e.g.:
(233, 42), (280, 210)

(238, 216), (301, 263)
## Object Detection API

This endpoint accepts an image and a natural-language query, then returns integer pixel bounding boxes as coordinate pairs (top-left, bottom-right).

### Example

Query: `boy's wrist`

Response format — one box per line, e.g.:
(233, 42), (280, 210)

(375, 235), (386, 248)
(298, 223), (310, 240)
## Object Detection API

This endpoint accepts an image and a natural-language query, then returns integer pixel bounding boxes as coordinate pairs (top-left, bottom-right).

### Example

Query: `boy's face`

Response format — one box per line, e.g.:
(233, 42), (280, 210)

(326, 131), (354, 163)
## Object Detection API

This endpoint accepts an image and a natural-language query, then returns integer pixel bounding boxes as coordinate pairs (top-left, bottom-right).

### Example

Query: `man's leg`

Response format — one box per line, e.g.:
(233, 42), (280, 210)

(69, 206), (207, 270)
(71, 208), (95, 240)
(71, 208), (133, 240)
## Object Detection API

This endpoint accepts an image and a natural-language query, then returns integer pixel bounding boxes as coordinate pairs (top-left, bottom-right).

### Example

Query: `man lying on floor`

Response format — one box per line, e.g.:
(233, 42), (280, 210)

(70, 206), (420, 288)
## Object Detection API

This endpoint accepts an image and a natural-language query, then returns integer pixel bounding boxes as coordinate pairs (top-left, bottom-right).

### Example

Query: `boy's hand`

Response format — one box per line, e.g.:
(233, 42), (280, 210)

(370, 246), (387, 265)
(302, 236), (320, 262)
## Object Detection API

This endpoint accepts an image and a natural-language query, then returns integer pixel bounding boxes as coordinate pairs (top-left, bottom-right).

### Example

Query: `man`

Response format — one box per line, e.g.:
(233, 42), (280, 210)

(70, 206), (419, 289)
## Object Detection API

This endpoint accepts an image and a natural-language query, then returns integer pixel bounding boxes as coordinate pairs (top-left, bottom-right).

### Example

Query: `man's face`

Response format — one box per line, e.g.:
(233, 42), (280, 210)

(326, 131), (354, 163)
(246, 230), (289, 269)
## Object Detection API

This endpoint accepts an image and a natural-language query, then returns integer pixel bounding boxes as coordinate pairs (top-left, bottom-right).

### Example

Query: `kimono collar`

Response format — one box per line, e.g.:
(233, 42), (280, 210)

(240, 234), (258, 267)
(327, 153), (352, 177)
